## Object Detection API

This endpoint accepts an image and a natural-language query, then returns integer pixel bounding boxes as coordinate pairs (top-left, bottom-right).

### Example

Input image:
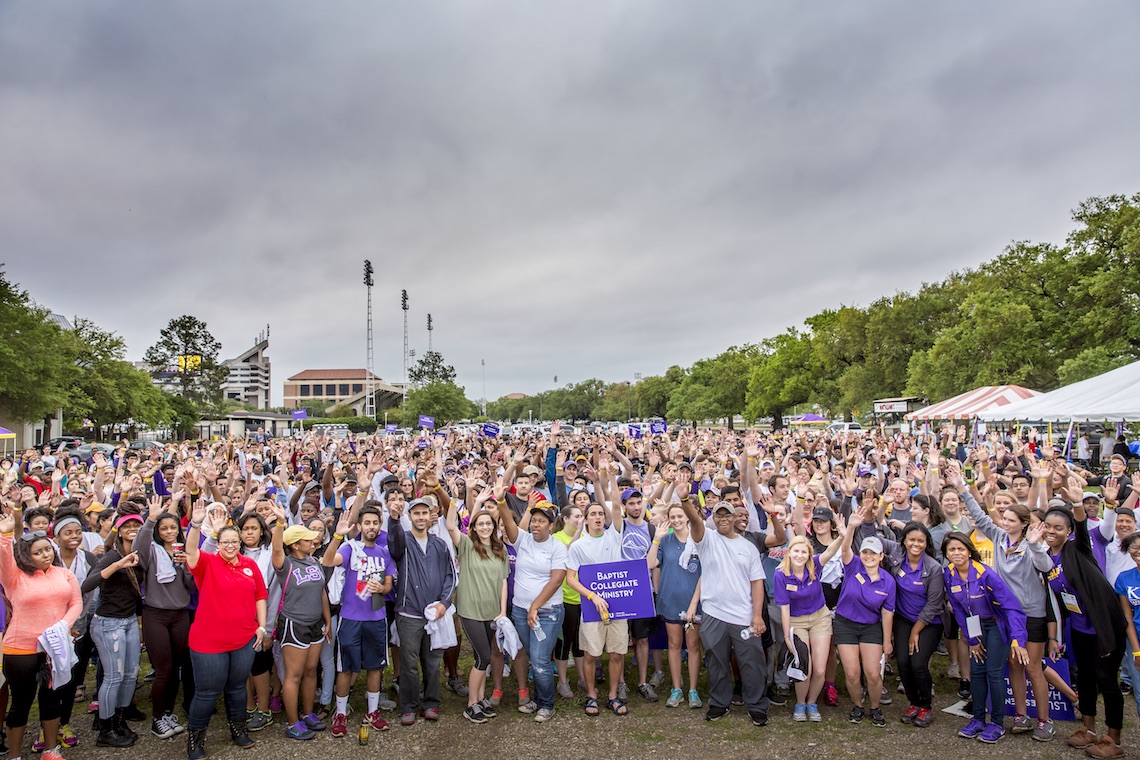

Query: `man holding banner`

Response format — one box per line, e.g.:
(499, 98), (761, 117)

(679, 493), (770, 726)
(566, 499), (628, 716)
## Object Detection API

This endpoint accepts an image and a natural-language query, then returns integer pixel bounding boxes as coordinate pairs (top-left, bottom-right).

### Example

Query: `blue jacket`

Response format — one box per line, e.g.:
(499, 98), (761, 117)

(387, 527), (456, 618)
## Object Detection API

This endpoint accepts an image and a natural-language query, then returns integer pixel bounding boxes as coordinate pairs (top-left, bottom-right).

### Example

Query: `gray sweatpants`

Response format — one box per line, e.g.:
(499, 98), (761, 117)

(700, 614), (770, 718)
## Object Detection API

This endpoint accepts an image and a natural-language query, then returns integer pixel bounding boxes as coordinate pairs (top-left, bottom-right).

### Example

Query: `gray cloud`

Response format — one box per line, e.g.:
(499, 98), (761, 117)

(2, 1), (1138, 404)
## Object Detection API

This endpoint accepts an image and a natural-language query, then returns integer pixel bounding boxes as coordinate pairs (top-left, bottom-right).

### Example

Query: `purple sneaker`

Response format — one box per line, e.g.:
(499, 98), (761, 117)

(978, 722), (1005, 744)
(958, 719), (985, 739)
(269, 695), (284, 713)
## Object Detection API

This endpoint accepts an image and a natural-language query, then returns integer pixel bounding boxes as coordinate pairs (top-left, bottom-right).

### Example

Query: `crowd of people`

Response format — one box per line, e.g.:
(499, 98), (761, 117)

(2, 420), (1139, 759)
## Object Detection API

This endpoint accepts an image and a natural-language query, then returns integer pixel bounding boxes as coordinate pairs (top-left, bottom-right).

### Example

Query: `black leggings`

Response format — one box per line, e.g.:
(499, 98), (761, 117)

(142, 607), (191, 719)
(1072, 629), (1125, 730)
(3, 653), (63, 728)
(893, 617), (944, 709)
(251, 647), (274, 677)
(57, 631), (96, 726)
(554, 602), (583, 660)
(459, 617), (495, 671)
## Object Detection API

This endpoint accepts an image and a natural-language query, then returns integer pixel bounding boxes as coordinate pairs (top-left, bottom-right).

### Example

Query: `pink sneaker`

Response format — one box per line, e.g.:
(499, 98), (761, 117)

(269, 695), (284, 713)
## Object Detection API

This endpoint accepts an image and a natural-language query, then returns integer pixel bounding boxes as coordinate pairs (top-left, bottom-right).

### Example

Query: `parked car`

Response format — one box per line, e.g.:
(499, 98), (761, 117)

(46, 436), (84, 451)
(128, 440), (165, 451)
(827, 422), (864, 433)
(72, 443), (117, 462)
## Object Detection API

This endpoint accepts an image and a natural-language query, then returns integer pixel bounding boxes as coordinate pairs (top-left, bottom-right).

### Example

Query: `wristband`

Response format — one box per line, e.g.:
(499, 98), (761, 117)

(1133, 651), (1140, 658)
(333, 533), (345, 541)
(679, 496), (689, 502)
(586, 591), (595, 601)
(190, 521), (202, 529)
(652, 540), (660, 545)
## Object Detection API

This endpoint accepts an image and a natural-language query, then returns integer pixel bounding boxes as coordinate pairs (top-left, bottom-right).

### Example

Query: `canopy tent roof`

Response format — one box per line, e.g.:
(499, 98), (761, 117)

(0, 427), (14, 439)
(906, 385), (1040, 422)
(791, 413), (828, 423)
(977, 360), (1140, 423)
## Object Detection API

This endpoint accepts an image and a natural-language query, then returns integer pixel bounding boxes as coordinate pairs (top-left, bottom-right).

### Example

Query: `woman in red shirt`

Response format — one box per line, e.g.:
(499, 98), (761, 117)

(183, 502), (268, 760)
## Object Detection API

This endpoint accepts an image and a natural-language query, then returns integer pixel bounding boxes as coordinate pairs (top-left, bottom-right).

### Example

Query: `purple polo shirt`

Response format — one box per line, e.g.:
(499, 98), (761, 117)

(774, 556), (827, 617)
(835, 556), (896, 625)
(894, 558), (941, 626)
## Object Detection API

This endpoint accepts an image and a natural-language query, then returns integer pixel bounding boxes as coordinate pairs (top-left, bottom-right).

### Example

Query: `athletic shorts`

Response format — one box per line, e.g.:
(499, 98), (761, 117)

(276, 617), (326, 650)
(337, 618), (388, 672)
(630, 616), (659, 640)
(1025, 616), (1048, 644)
(580, 620), (630, 658)
(833, 613), (883, 646)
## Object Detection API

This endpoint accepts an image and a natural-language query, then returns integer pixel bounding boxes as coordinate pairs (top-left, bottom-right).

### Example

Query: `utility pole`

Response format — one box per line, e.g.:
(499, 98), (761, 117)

(401, 289), (409, 415)
(364, 261), (375, 420)
(481, 359), (486, 416)
(427, 313), (433, 353)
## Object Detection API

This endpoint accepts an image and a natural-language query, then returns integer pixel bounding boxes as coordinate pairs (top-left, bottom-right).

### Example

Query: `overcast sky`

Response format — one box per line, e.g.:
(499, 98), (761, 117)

(3, 1), (1138, 405)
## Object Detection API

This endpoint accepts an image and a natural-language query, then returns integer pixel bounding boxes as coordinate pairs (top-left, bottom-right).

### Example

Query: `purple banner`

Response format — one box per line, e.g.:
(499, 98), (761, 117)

(483, 423), (500, 437)
(649, 421), (666, 435)
(628, 424), (642, 439)
(1003, 658), (1075, 721)
(291, 409), (308, 421)
(578, 559), (656, 622)
(385, 423), (398, 432)
(418, 414), (435, 429)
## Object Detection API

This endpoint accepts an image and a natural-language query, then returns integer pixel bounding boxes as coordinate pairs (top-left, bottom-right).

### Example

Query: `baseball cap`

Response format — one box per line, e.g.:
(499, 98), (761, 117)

(522, 465), (542, 477)
(859, 536), (884, 554)
(528, 501), (556, 523)
(760, 460), (775, 469)
(1083, 492), (1103, 502)
(811, 506), (834, 522)
(84, 503), (106, 514)
(283, 525), (319, 545)
(1111, 453), (1128, 464)
(677, 461), (693, 471)
(856, 465), (873, 477)
(407, 497), (433, 512)
(713, 504), (734, 515)
(563, 460), (578, 469)
(621, 488), (642, 503)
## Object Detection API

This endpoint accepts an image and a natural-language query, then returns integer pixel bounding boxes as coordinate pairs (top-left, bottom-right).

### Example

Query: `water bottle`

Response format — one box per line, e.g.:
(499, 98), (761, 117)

(358, 722), (369, 745)
(532, 621), (546, 642)
(740, 627), (753, 641)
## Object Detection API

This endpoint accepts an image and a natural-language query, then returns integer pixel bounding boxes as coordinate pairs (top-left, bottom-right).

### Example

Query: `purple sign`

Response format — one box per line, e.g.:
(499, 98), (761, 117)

(418, 414), (435, 429)
(483, 423), (500, 437)
(649, 421), (666, 435)
(578, 559), (656, 623)
(416, 439), (428, 450)
(385, 423), (398, 433)
(628, 424), (642, 439)
(291, 409), (309, 421)
(1003, 658), (1075, 721)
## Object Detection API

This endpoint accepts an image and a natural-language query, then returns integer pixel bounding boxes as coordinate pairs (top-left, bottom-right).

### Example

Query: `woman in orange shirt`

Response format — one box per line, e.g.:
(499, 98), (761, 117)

(0, 512), (83, 760)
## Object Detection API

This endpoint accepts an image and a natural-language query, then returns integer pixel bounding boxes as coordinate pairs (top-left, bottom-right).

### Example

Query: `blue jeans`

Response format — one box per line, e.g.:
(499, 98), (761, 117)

(188, 639), (256, 730)
(90, 614), (140, 719)
(970, 618), (1009, 723)
(1120, 648), (1140, 722)
(512, 604), (564, 711)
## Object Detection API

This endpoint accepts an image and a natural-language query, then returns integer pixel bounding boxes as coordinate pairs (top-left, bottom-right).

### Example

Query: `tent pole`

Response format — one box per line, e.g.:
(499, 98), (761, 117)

(1063, 420), (1075, 459)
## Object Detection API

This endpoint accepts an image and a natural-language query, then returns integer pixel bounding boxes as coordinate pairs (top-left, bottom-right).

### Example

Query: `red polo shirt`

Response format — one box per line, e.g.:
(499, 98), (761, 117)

(188, 550), (268, 653)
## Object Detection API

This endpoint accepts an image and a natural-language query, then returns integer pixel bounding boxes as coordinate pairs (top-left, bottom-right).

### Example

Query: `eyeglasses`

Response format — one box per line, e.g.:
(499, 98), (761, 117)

(218, 540), (241, 547)
(23, 530), (48, 540)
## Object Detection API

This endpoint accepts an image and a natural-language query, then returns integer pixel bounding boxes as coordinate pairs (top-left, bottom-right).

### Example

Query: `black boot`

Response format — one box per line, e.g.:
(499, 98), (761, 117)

(113, 708), (139, 744)
(187, 728), (207, 760)
(96, 714), (134, 748)
(123, 702), (147, 721)
(228, 718), (255, 749)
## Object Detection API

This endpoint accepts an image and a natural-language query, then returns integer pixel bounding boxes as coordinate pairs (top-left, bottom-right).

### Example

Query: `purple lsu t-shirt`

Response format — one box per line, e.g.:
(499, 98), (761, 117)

(834, 555), (897, 625)
(338, 540), (394, 622)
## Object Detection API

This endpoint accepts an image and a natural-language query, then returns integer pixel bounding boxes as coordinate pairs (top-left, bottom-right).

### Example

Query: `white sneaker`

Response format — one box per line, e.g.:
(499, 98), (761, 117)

(164, 713), (186, 735)
(947, 662), (960, 679)
(378, 696), (397, 711)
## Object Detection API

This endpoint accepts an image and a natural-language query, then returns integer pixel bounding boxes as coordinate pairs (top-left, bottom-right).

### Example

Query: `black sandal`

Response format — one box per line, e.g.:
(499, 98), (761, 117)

(584, 696), (599, 716)
(608, 697), (628, 716)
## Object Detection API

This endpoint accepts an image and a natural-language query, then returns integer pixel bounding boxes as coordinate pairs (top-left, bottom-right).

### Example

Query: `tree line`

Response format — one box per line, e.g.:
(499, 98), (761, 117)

(488, 192), (1140, 425)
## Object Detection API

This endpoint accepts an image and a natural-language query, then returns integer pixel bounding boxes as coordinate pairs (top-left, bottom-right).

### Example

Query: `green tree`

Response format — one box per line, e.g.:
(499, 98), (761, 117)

(402, 381), (477, 427)
(165, 394), (201, 440)
(0, 268), (81, 422)
(745, 330), (815, 425)
(593, 382), (635, 421)
(143, 315), (228, 410)
(636, 366), (683, 419)
(408, 351), (457, 386)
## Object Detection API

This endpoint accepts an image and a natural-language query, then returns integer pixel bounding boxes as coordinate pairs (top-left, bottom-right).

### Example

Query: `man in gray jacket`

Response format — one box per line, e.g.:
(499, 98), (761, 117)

(388, 498), (456, 726)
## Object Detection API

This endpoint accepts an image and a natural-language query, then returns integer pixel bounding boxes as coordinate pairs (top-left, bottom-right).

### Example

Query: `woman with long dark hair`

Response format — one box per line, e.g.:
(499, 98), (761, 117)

(446, 486), (510, 723)
(1042, 495), (1128, 758)
(942, 531), (1029, 744)
(135, 494), (195, 739)
(81, 512), (145, 747)
(0, 511), (82, 760)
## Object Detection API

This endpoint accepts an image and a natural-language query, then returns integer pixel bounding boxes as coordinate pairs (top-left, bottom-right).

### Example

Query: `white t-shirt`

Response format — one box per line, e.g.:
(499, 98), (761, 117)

(696, 528), (765, 626)
(510, 531), (568, 611)
(567, 527), (624, 571)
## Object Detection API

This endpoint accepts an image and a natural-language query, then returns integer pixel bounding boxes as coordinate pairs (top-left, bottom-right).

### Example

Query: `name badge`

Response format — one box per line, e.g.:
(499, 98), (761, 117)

(786, 584), (798, 592)
(950, 585), (962, 593)
(1060, 590), (1083, 615)
(966, 614), (982, 639)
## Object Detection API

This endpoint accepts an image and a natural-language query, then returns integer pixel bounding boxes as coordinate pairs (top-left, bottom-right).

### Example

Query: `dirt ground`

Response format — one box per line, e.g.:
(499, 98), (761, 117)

(68, 654), (1137, 760)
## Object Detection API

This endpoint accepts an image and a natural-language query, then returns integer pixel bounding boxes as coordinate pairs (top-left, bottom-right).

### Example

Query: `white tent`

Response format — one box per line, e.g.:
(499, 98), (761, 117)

(976, 360), (1140, 423)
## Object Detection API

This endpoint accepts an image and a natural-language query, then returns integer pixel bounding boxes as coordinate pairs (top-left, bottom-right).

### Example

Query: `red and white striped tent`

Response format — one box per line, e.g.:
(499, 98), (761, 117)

(905, 385), (1040, 422)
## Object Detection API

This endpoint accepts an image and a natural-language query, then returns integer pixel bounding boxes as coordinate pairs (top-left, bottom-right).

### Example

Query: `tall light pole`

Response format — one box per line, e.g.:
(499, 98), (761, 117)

(364, 261), (375, 420)
(481, 359), (486, 416)
(427, 313), (433, 353)
(630, 372), (641, 421)
(401, 289), (409, 415)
